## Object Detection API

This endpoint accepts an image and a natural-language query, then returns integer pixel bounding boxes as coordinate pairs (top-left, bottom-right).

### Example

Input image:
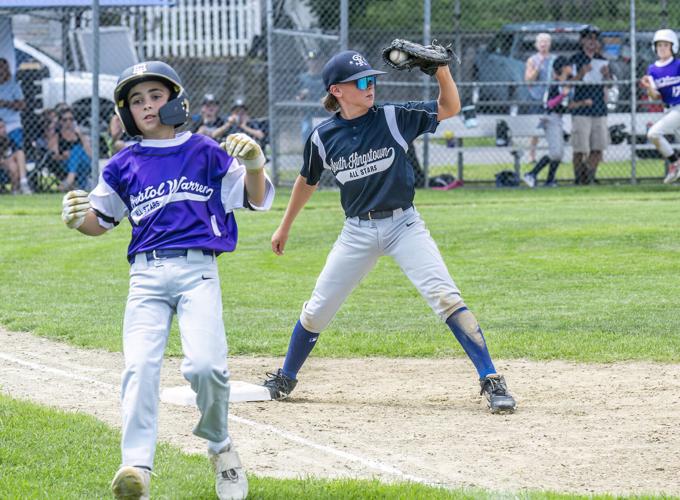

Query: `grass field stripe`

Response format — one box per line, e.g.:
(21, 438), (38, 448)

(228, 414), (435, 485)
(0, 352), (117, 390)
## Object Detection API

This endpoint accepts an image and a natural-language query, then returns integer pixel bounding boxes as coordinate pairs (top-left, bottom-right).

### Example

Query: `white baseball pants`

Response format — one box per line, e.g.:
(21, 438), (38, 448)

(647, 106), (680, 158)
(120, 250), (230, 468)
(300, 207), (463, 333)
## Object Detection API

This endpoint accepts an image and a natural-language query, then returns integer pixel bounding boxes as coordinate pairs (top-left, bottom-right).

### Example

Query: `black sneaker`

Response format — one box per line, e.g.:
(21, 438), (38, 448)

(479, 374), (516, 414)
(263, 369), (298, 400)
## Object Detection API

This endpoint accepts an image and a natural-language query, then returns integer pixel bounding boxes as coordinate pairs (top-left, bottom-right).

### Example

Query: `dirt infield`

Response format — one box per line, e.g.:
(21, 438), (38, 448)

(1, 328), (678, 496)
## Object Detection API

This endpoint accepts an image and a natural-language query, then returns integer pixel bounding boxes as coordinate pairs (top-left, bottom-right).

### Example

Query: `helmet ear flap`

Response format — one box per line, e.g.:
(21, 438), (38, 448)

(159, 91), (190, 128)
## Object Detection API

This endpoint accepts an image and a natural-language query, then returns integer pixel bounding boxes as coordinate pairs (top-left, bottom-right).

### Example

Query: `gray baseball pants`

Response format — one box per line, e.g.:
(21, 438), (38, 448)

(120, 249), (230, 468)
(300, 206), (464, 333)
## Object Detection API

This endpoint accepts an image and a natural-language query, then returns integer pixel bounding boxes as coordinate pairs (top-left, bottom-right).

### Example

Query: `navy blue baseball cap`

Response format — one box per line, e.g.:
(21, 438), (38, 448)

(322, 50), (386, 90)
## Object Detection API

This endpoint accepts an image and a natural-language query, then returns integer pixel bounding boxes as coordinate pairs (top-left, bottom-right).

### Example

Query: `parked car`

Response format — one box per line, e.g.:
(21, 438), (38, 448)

(14, 38), (117, 131)
(472, 21), (618, 114)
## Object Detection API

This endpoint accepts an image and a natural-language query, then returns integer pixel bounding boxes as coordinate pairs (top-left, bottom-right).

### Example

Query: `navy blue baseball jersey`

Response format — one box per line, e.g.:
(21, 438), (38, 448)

(89, 131), (274, 261)
(300, 100), (439, 217)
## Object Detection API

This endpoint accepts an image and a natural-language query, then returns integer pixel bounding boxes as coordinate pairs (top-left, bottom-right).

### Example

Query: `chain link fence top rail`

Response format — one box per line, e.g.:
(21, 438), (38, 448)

(2, 1), (680, 194)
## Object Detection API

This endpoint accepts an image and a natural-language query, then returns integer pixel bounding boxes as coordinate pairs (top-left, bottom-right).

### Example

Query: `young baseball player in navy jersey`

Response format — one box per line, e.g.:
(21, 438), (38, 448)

(263, 50), (516, 414)
(60, 61), (274, 500)
(640, 29), (680, 184)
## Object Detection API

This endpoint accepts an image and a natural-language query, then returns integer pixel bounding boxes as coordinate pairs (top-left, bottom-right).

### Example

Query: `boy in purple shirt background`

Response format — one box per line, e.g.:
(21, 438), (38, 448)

(61, 61), (274, 500)
(640, 29), (680, 184)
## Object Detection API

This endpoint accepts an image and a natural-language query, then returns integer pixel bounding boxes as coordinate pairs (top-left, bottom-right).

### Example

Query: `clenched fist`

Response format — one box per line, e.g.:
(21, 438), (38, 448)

(221, 133), (265, 171)
(61, 190), (90, 229)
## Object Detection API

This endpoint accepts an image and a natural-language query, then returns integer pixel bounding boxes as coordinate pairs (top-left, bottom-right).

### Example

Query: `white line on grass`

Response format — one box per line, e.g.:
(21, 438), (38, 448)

(0, 351), (436, 487)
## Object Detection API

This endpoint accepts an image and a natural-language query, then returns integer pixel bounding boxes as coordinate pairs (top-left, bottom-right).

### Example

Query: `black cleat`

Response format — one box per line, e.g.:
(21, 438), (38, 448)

(480, 374), (516, 414)
(263, 369), (298, 400)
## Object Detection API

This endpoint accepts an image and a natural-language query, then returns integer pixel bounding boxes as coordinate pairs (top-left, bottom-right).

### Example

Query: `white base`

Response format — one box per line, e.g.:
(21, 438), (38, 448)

(161, 381), (272, 406)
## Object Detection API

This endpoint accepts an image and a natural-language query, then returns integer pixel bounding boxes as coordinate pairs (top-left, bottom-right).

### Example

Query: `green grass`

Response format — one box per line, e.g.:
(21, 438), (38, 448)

(1, 186), (680, 362)
(0, 394), (470, 499)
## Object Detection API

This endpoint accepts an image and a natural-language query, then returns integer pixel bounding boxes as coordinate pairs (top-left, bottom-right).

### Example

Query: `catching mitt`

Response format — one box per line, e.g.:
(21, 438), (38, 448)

(381, 39), (457, 76)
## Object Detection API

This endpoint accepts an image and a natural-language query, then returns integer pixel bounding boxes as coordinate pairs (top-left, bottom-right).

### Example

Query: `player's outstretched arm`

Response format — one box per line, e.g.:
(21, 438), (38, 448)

(271, 174), (317, 255)
(435, 65), (461, 121)
(61, 190), (107, 236)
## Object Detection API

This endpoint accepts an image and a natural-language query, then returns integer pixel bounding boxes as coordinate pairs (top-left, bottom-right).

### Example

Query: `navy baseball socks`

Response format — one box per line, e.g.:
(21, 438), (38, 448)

(263, 320), (318, 400)
(446, 307), (516, 413)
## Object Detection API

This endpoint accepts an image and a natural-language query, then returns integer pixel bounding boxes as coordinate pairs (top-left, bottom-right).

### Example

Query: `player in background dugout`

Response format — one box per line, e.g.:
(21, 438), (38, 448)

(262, 48), (517, 414)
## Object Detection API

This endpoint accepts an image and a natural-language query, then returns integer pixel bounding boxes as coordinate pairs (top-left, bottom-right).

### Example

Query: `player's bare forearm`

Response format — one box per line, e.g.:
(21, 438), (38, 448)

(77, 211), (108, 236)
(435, 66), (461, 120)
(280, 175), (317, 230)
(271, 175), (316, 255)
(244, 168), (267, 206)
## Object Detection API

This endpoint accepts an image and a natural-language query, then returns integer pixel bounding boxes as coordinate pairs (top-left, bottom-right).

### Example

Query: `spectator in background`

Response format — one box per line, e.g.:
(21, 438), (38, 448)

(0, 58), (32, 194)
(212, 98), (265, 146)
(569, 25), (611, 185)
(190, 93), (225, 139)
(0, 118), (32, 194)
(33, 108), (59, 151)
(0, 126), (19, 193)
(524, 33), (554, 164)
(104, 114), (137, 157)
(49, 107), (92, 191)
(296, 51), (327, 142)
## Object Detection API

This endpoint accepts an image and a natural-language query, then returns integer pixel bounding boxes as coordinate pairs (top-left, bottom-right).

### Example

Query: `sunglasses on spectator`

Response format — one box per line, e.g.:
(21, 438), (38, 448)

(354, 76), (376, 90)
(61, 116), (74, 122)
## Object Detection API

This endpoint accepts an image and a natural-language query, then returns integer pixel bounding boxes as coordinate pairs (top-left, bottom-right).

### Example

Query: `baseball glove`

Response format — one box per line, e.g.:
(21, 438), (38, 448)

(381, 39), (457, 76)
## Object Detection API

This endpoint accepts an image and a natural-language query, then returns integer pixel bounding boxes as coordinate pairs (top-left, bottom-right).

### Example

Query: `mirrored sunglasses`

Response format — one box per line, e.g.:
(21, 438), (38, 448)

(355, 76), (376, 90)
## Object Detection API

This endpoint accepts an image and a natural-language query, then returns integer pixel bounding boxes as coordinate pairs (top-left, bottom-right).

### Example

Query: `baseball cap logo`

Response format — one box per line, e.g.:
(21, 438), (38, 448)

(351, 54), (368, 67)
(132, 63), (148, 75)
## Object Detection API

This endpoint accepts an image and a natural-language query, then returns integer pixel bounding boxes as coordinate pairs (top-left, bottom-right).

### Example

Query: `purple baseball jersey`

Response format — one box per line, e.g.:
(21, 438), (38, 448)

(647, 58), (680, 107)
(89, 131), (274, 262)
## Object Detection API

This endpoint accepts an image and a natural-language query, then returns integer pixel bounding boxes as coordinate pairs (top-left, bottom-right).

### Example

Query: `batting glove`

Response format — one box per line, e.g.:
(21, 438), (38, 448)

(61, 190), (90, 229)
(222, 133), (266, 171)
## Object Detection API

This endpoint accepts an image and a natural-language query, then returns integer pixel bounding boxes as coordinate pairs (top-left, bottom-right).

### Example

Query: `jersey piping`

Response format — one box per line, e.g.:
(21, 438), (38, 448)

(384, 104), (408, 152)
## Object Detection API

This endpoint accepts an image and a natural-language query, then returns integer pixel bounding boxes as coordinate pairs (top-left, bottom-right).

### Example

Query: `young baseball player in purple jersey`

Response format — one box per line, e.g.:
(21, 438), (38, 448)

(262, 50), (516, 414)
(640, 29), (680, 184)
(60, 61), (274, 500)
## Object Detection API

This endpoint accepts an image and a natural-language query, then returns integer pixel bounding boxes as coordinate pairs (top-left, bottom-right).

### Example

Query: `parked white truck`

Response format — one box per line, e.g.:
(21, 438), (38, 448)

(14, 38), (118, 127)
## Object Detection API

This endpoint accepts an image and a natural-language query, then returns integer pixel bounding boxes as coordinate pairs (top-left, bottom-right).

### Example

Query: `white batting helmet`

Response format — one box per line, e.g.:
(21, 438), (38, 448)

(652, 29), (679, 55)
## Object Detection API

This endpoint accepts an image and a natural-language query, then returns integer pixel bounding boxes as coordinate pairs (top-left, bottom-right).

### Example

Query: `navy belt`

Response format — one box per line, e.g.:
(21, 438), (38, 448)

(357, 205), (412, 221)
(144, 248), (214, 260)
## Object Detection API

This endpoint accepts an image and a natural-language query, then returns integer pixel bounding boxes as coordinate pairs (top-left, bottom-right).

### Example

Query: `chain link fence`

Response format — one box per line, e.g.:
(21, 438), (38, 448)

(1, 1), (679, 194)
